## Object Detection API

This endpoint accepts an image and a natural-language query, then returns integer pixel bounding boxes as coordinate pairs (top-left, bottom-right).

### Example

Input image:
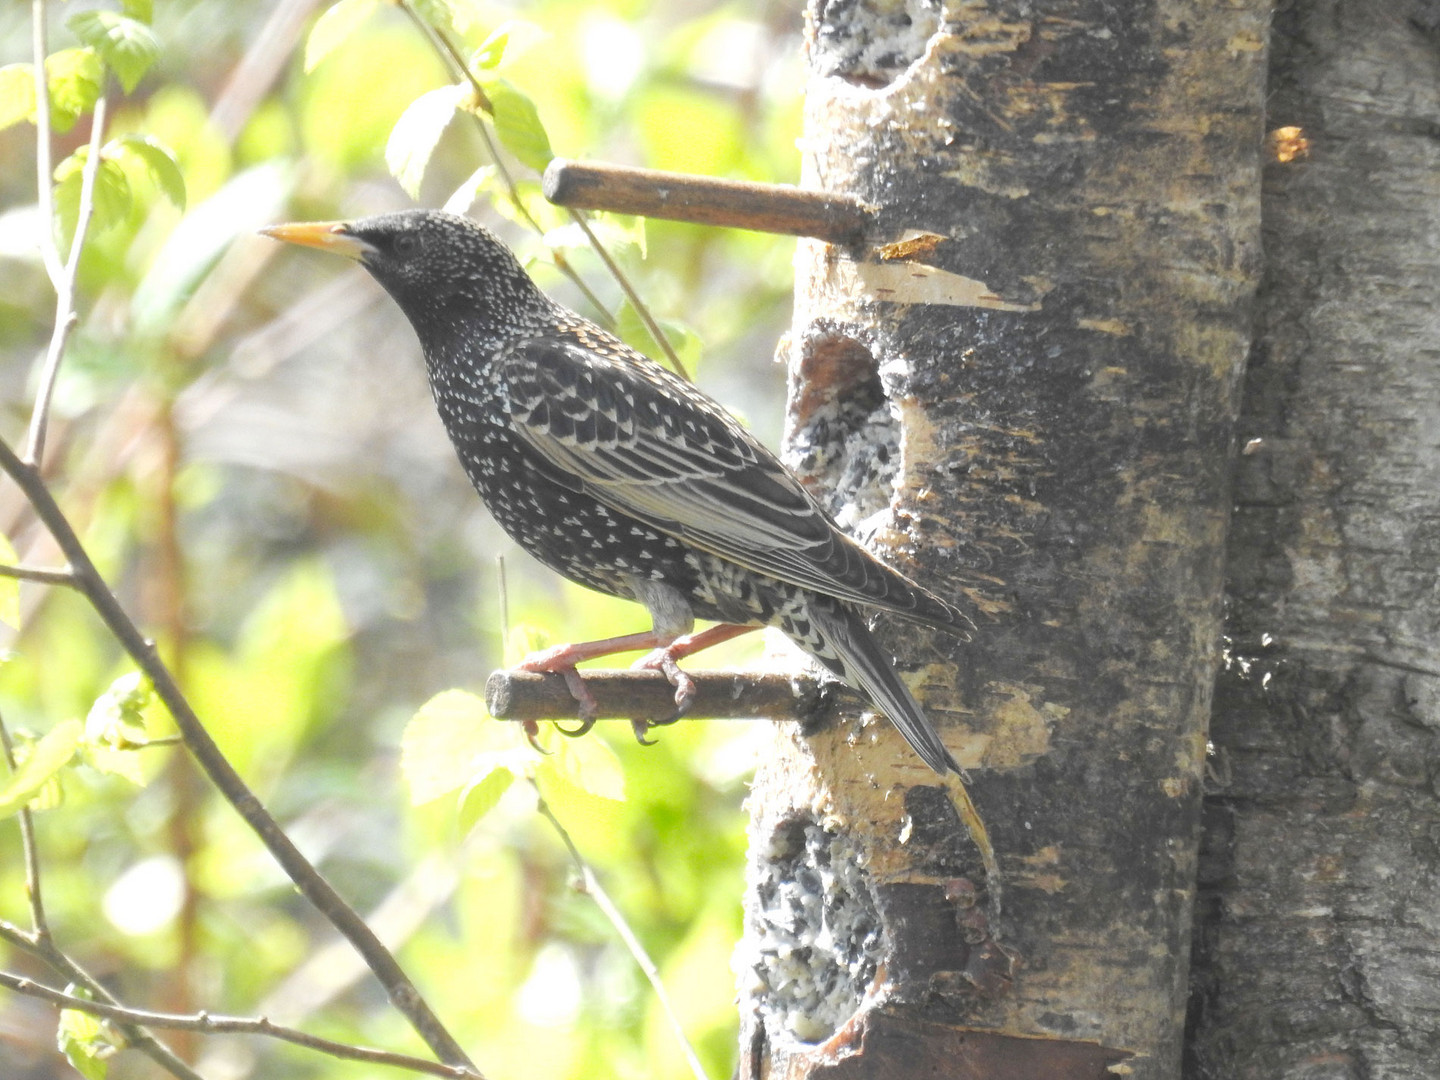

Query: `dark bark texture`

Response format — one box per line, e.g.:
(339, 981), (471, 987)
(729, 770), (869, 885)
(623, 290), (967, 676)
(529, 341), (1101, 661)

(1186, 2), (1440, 1076)
(738, 2), (1268, 1078)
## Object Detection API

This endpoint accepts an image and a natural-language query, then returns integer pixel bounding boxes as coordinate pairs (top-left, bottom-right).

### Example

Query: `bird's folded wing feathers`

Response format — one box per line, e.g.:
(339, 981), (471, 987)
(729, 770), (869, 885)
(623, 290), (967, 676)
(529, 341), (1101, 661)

(500, 336), (966, 627)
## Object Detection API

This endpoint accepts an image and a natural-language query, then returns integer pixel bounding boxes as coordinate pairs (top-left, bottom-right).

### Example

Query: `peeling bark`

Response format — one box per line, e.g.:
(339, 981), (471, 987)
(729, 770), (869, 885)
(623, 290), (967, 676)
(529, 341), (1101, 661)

(1186, 2), (1440, 1076)
(738, 2), (1267, 1078)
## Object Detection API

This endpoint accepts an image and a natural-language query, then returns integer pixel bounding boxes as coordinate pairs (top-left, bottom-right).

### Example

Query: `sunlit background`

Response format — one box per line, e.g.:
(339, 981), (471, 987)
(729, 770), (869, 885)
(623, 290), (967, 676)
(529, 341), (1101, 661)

(0, 0), (805, 1076)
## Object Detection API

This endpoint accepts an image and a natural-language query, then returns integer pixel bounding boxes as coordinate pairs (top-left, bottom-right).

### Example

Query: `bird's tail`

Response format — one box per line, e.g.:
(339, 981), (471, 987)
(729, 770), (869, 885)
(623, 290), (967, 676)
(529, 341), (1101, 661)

(784, 595), (961, 776)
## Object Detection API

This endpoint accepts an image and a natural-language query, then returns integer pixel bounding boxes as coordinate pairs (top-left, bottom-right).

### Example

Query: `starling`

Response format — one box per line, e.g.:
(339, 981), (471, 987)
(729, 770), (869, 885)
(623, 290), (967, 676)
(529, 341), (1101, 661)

(261, 210), (970, 775)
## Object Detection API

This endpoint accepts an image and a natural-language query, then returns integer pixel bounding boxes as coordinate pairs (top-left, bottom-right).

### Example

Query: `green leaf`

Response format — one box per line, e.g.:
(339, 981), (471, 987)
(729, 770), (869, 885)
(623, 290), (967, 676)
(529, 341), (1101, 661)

(0, 535), (20, 630)
(490, 180), (564, 235)
(45, 48), (103, 133)
(132, 162), (291, 332)
(616, 301), (699, 368)
(549, 733), (625, 802)
(83, 671), (156, 786)
(112, 134), (186, 209)
(67, 11), (160, 94)
(442, 164), (496, 215)
(481, 78), (553, 172)
(84, 671), (151, 749)
(385, 84), (466, 199)
(401, 689), (525, 804)
(0, 64), (37, 133)
(57, 989), (115, 1080)
(0, 719), (82, 819)
(471, 20), (547, 71)
(54, 146), (133, 245)
(504, 622), (550, 667)
(304, 0), (379, 73)
(411, 0), (459, 35)
(457, 764), (514, 833)
(122, 0), (154, 23)
(547, 211), (646, 260)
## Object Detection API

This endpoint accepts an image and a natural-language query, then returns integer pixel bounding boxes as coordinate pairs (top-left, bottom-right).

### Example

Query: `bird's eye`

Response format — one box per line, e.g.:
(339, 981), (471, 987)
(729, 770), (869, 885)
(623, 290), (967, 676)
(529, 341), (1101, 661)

(393, 233), (421, 258)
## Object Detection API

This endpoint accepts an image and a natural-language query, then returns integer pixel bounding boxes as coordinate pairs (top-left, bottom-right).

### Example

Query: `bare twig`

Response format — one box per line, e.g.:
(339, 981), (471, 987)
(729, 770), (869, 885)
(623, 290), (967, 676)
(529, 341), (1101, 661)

(0, 921), (203, 1080)
(0, 970), (477, 1079)
(26, 93), (110, 468)
(544, 159), (873, 245)
(0, 441), (481, 1075)
(494, 553), (512, 662)
(534, 790), (712, 1080)
(394, 1), (695, 380)
(486, 669), (841, 724)
(394, 4), (615, 326)
(0, 562), (77, 587)
(0, 712), (52, 944)
(30, 0), (62, 287)
(256, 853), (460, 1026)
(564, 208), (690, 380)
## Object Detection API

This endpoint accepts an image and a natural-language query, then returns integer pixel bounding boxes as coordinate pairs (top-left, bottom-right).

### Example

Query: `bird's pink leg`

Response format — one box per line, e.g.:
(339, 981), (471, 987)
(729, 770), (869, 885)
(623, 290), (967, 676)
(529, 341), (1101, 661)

(518, 624), (760, 743)
(518, 630), (676, 730)
(633, 623), (759, 716)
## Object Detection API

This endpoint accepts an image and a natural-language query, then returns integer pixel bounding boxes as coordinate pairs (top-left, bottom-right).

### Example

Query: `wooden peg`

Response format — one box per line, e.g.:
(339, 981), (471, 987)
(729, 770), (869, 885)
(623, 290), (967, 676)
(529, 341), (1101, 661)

(543, 159), (873, 245)
(485, 669), (855, 724)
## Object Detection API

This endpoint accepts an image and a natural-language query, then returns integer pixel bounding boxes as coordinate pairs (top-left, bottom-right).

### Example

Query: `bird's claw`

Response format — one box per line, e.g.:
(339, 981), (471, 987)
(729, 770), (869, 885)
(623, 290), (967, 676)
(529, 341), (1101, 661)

(633, 648), (697, 715)
(516, 652), (601, 739)
(624, 646), (697, 746)
(523, 720), (551, 754)
(556, 716), (597, 738)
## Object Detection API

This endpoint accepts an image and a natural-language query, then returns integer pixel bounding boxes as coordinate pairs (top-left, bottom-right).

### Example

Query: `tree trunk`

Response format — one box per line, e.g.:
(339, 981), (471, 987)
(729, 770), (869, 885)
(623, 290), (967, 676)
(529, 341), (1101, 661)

(1186, 2), (1440, 1076)
(737, 3), (1268, 1079)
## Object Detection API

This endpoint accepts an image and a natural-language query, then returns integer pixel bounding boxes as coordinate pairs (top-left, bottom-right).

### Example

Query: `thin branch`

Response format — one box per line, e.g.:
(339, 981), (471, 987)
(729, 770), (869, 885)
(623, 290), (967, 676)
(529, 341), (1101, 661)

(394, 0), (695, 383)
(26, 94), (110, 468)
(534, 790), (713, 1080)
(394, 3), (616, 328)
(564, 208), (689, 380)
(31, 0), (62, 286)
(494, 553), (511, 661)
(0, 971), (477, 1079)
(0, 711), (51, 944)
(0, 441), (481, 1076)
(0, 562), (77, 587)
(0, 921), (203, 1080)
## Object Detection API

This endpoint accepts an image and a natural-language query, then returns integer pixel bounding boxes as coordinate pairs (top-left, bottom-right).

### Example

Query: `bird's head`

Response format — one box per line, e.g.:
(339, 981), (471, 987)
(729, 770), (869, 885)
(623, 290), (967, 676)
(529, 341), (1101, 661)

(260, 209), (552, 343)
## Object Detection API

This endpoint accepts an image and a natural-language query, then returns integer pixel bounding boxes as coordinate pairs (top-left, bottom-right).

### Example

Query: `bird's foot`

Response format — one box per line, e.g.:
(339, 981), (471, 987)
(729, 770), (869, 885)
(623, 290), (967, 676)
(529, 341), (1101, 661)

(518, 641), (592, 673)
(633, 647), (697, 717)
(517, 648), (601, 738)
(621, 647), (693, 745)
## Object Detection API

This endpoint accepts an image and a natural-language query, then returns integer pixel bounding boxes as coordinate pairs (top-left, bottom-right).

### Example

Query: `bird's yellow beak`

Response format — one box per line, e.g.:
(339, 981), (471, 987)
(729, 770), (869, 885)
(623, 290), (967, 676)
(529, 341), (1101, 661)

(259, 220), (375, 261)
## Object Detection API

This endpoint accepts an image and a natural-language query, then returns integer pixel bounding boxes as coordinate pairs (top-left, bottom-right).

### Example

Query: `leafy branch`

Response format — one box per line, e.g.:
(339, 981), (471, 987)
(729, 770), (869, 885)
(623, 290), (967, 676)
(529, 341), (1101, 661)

(379, 0), (690, 379)
(0, 3), (483, 1077)
(0, 415), (484, 1079)
(0, 969), (475, 1080)
(0, 916), (203, 1080)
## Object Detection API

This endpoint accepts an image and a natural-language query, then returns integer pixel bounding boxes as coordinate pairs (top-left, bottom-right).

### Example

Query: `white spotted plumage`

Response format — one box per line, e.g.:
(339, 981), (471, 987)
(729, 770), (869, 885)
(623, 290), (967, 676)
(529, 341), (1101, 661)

(304, 209), (972, 774)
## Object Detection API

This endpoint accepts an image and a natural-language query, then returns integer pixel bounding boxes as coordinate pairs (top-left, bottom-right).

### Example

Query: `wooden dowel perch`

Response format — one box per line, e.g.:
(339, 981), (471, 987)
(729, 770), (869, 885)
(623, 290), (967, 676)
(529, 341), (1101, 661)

(543, 159), (874, 245)
(486, 669), (858, 724)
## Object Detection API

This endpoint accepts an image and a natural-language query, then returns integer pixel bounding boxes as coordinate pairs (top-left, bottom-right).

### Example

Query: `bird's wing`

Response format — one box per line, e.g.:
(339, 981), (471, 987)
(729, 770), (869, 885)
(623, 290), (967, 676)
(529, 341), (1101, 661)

(499, 334), (963, 625)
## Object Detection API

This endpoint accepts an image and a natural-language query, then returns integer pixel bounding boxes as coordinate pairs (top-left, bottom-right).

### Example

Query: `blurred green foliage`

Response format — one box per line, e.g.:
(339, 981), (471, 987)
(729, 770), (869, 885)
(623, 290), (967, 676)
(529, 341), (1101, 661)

(0, 0), (802, 1077)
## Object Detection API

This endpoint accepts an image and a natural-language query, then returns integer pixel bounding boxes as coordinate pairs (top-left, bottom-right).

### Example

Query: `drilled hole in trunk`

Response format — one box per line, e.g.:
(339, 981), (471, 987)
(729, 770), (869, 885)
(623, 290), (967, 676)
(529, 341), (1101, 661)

(785, 324), (898, 538)
(812, 0), (941, 88)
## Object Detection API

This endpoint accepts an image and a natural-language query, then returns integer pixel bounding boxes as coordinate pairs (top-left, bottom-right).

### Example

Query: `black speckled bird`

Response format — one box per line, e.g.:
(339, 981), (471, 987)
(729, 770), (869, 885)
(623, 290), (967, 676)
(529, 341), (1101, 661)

(261, 210), (971, 775)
